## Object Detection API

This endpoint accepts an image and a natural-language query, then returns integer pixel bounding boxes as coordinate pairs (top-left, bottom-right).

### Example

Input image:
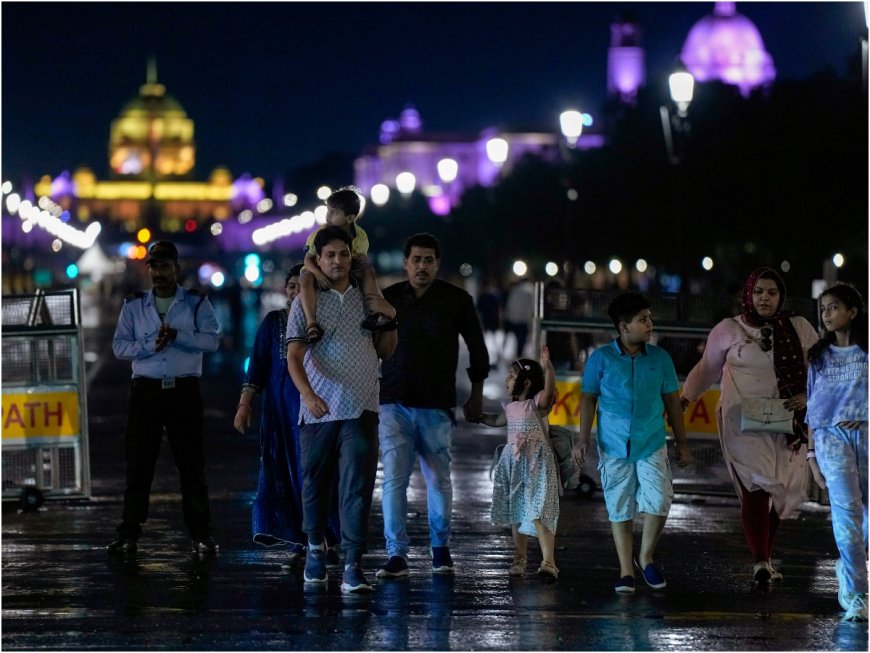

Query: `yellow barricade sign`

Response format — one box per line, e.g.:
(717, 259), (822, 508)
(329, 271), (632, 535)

(2, 391), (80, 440)
(549, 376), (720, 435)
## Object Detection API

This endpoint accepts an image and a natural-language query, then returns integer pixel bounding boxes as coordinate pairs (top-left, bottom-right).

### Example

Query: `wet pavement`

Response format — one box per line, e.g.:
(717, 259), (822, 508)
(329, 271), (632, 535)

(2, 322), (868, 651)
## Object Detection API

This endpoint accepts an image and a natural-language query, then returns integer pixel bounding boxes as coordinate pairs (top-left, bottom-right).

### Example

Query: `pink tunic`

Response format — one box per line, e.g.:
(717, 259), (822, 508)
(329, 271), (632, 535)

(681, 315), (818, 518)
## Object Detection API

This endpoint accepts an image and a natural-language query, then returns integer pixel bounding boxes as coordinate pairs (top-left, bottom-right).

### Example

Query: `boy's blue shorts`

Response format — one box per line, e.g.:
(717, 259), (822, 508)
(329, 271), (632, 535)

(598, 445), (674, 522)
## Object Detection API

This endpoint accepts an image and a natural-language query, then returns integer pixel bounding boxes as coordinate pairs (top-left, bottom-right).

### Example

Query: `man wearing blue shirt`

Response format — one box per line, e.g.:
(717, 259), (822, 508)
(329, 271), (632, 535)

(578, 292), (692, 594)
(107, 241), (222, 556)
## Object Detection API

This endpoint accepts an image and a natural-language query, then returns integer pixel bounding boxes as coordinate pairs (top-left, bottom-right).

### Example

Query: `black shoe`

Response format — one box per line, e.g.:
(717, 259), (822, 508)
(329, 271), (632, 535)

(376, 555), (410, 578)
(191, 536), (219, 555)
(107, 535), (138, 554)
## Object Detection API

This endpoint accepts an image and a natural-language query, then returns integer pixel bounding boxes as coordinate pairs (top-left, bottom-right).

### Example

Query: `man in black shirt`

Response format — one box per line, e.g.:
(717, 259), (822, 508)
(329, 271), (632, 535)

(376, 233), (490, 578)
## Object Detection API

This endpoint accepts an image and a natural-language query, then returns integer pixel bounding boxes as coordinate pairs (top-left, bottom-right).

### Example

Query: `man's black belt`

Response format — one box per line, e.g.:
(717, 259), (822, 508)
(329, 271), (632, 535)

(132, 377), (199, 390)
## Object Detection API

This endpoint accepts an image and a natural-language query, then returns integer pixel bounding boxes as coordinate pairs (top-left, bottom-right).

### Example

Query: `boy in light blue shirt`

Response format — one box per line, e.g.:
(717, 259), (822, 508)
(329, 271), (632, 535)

(578, 292), (692, 593)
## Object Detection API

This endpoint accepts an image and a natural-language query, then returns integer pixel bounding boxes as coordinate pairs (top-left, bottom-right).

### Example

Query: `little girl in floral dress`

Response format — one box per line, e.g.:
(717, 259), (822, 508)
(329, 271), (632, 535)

(479, 345), (561, 579)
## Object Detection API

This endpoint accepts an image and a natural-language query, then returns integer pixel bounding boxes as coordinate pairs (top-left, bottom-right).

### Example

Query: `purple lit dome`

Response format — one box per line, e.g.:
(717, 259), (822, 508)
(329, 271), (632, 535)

(680, 2), (775, 97)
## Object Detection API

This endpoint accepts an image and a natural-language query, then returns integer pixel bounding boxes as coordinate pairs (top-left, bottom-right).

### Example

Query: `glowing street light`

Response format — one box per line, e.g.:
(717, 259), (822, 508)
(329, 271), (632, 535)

(608, 258), (623, 274)
(669, 71), (695, 117)
(437, 158), (458, 184)
(833, 253), (845, 268)
(512, 259), (528, 277)
(701, 256), (714, 271)
(545, 262), (559, 277)
(370, 184), (390, 206)
(396, 172), (416, 195)
(486, 138), (509, 167)
(559, 110), (584, 147)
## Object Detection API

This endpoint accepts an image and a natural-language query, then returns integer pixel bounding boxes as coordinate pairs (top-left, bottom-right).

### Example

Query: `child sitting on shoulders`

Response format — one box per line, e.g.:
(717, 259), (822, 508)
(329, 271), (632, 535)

(299, 186), (391, 344)
(477, 345), (561, 579)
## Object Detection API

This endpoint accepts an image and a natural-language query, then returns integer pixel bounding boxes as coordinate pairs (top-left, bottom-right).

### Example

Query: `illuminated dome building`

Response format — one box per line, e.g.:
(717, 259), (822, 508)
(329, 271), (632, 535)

(33, 60), (264, 234)
(109, 59), (196, 179)
(680, 1), (776, 97)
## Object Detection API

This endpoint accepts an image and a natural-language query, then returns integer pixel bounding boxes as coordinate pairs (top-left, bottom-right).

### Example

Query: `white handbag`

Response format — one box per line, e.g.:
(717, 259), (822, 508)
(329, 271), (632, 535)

(739, 396), (793, 434)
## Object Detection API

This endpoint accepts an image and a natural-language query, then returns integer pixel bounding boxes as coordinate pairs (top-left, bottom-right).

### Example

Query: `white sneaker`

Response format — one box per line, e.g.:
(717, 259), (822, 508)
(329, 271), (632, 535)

(844, 594), (868, 622)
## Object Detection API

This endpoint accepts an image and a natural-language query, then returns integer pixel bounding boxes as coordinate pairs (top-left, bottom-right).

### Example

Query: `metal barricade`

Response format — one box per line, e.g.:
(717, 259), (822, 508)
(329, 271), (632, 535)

(2, 289), (91, 509)
(533, 283), (819, 497)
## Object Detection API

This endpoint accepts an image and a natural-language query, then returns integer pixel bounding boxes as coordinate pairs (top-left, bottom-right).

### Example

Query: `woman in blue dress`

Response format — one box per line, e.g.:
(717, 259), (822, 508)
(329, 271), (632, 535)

(234, 265), (340, 567)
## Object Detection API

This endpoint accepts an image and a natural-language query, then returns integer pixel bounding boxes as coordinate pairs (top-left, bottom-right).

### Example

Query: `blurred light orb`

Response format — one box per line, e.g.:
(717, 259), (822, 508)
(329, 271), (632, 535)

(21, 221), (33, 233)
(1, 181), (12, 194)
(566, 188), (578, 201)
(459, 263), (473, 277)
(238, 210), (253, 224)
(51, 239), (63, 252)
(211, 271), (226, 288)
(559, 110), (584, 144)
(584, 261), (597, 275)
(486, 138), (509, 165)
(833, 253), (845, 268)
(136, 228), (151, 243)
(608, 258), (623, 274)
(701, 256), (714, 271)
(370, 184), (390, 206)
(545, 262), (559, 277)
(437, 158), (458, 183)
(256, 198), (273, 213)
(283, 193), (298, 207)
(6, 192), (21, 214)
(780, 260), (791, 273)
(210, 223), (223, 236)
(582, 112), (594, 127)
(512, 260), (528, 277)
(66, 264), (79, 279)
(314, 205), (328, 222)
(396, 172), (416, 195)
(316, 186), (332, 201)
(635, 259), (648, 273)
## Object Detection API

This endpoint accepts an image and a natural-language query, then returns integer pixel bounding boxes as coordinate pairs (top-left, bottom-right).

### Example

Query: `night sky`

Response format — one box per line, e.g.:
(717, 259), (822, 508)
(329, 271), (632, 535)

(2, 1), (865, 184)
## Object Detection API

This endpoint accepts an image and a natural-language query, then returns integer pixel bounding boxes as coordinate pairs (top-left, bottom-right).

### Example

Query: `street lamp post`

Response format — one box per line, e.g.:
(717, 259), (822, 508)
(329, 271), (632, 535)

(660, 71), (694, 165)
(559, 110), (584, 269)
(660, 70), (695, 290)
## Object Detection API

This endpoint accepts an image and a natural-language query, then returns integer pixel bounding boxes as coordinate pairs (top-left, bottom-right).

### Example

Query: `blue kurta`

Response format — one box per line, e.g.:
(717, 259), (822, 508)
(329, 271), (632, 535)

(244, 307), (339, 547)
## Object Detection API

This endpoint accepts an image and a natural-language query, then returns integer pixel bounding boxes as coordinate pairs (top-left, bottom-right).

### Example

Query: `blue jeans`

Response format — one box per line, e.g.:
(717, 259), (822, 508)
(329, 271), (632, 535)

(815, 424), (869, 594)
(379, 404), (454, 558)
(299, 411), (379, 565)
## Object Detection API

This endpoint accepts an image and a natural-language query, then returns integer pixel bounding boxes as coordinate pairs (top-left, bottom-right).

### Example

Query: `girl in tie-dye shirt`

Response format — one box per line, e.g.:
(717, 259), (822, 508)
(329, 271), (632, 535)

(806, 283), (868, 623)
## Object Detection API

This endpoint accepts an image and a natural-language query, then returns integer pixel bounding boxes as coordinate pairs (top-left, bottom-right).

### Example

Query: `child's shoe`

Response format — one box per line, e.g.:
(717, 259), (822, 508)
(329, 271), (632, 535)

(537, 561), (559, 580)
(508, 555), (527, 577)
(614, 575), (636, 593)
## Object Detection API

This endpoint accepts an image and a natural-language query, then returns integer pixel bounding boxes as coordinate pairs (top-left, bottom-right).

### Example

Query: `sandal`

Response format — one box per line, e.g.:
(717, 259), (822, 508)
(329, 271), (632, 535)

(305, 322), (324, 344)
(509, 555), (527, 577)
(537, 561), (559, 580)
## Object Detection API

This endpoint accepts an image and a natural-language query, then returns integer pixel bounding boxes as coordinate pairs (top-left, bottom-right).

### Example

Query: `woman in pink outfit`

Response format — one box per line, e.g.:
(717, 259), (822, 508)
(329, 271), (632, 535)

(680, 268), (818, 584)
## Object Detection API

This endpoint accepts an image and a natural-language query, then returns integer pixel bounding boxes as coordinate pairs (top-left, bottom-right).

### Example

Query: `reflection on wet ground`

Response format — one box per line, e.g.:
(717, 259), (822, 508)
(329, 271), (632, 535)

(2, 326), (867, 651)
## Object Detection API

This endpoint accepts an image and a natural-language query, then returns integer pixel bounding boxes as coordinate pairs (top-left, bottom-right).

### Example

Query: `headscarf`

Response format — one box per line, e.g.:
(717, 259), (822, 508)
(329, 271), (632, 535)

(741, 267), (808, 448)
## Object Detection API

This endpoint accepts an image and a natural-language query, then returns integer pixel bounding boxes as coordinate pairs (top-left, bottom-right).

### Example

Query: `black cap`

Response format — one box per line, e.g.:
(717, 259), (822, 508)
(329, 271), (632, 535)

(145, 241), (179, 265)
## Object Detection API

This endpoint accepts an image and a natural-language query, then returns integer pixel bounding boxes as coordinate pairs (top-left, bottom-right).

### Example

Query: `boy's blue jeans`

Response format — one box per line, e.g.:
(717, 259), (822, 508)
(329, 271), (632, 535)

(379, 404), (454, 558)
(815, 424), (869, 595)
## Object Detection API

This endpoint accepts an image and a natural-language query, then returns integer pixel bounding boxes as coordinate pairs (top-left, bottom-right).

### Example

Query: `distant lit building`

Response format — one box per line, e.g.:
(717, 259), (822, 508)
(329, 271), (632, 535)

(31, 60), (265, 234)
(680, 1), (776, 97)
(353, 105), (605, 214)
(354, 3), (774, 211)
